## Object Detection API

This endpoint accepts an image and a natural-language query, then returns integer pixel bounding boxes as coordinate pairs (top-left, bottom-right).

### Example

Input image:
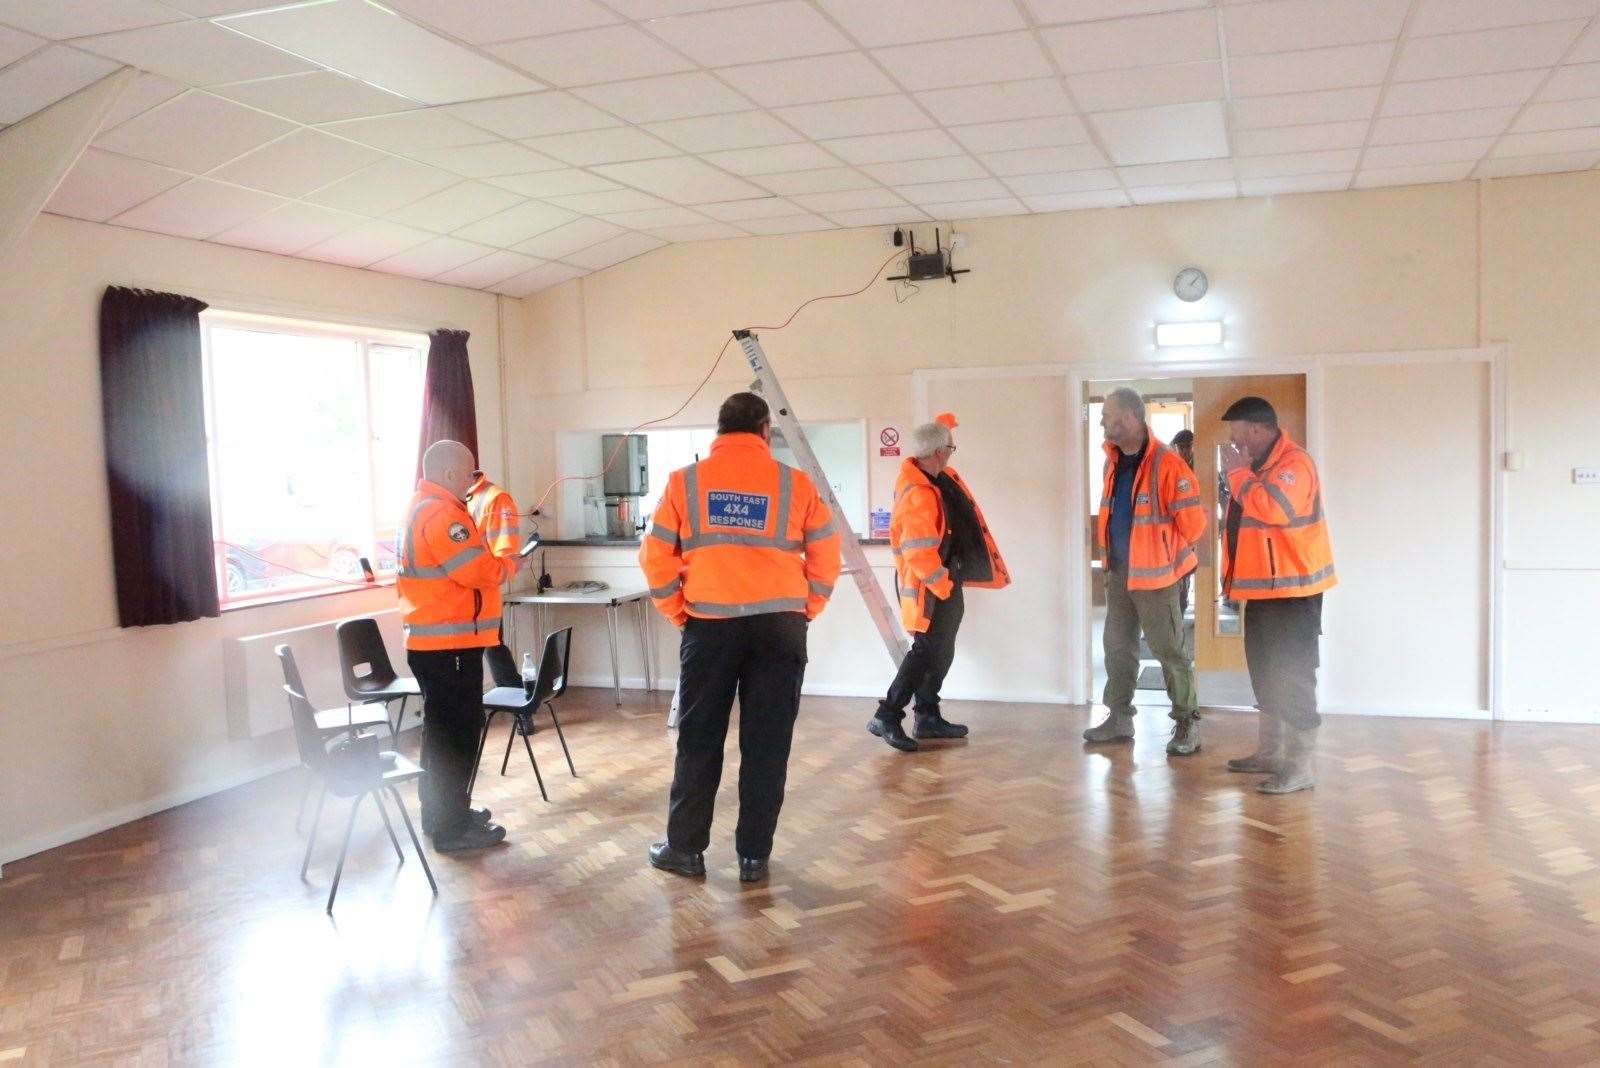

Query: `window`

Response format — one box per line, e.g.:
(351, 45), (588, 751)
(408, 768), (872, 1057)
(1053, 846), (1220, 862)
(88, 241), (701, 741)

(553, 422), (870, 541)
(201, 311), (427, 607)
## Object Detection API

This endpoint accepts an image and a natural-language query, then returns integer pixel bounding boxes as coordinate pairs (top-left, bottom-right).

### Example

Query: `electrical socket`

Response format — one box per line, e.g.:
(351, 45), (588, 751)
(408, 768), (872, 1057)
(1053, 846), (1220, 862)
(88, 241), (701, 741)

(1575, 467), (1600, 485)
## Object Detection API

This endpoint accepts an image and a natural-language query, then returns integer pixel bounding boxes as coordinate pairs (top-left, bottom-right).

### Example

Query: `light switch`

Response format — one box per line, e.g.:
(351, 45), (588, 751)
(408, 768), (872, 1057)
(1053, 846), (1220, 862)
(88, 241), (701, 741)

(1575, 467), (1600, 485)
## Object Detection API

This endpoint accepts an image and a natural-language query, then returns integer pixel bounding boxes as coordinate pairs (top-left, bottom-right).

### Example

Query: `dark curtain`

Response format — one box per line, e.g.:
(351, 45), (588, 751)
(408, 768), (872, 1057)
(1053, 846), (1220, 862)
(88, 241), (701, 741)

(415, 328), (478, 480)
(99, 286), (218, 627)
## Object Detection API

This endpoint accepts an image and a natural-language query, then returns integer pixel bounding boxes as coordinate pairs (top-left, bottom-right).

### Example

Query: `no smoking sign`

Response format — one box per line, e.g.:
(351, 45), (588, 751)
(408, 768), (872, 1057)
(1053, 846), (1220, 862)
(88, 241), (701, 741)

(879, 426), (900, 457)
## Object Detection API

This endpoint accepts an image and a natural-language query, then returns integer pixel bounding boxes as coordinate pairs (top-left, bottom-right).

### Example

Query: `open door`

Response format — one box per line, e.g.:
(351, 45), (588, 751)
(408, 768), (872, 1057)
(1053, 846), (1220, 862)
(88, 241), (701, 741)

(1190, 374), (1306, 677)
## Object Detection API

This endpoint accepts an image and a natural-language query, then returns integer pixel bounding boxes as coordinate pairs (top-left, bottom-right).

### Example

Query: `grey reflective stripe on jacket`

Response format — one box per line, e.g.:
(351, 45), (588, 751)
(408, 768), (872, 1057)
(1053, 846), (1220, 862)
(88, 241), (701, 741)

(649, 577), (683, 598)
(1229, 563), (1336, 591)
(405, 617), (502, 637)
(1127, 542), (1197, 580)
(1238, 495), (1326, 530)
(687, 597), (808, 617)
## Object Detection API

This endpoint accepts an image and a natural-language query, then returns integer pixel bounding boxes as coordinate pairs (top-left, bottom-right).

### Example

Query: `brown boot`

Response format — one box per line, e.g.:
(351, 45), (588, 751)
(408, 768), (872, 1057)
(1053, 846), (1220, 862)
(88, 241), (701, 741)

(1166, 716), (1201, 755)
(1083, 710), (1135, 743)
(1258, 725), (1316, 794)
(1226, 713), (1282, 774)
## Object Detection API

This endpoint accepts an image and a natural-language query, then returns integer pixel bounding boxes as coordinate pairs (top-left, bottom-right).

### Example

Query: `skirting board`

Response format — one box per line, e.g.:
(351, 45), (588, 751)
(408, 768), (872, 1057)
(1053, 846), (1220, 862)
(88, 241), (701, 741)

(2, 751), (301, 871)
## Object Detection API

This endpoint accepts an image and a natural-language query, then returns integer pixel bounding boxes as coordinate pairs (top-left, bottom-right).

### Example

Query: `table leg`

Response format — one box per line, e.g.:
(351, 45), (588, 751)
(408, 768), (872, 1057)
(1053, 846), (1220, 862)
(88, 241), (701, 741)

(635, 600), (654, 694)
(607, 605), (622, 705)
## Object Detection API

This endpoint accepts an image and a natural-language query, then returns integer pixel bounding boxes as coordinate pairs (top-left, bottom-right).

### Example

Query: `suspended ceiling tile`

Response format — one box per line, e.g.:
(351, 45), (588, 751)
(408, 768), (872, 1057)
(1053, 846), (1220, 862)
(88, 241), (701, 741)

(81, 19), (315, 86)
(212, 72), (419, 126)
(222, 0), (542, 105)
(46, 147), (188, 222)
(211, 128), (386, 198)
(111, 177), (285, 240)
(304, 156), (461, 216)
(96, 91), (296, 174)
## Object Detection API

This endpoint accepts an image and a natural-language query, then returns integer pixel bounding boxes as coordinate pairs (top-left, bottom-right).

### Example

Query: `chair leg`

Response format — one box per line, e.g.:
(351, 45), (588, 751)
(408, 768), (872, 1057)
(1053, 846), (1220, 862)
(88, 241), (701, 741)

(388, 786), (437, 896)
(500, 716), (518, 775)
(522, 729), (549, 802)
(300, 783), (327, 879)
(295, 770), (313, 832)
(546, 701), (577, 778)
(326, 793), (365, 914)
(372, 789), (405, 866)
(468, 712), (495, 796)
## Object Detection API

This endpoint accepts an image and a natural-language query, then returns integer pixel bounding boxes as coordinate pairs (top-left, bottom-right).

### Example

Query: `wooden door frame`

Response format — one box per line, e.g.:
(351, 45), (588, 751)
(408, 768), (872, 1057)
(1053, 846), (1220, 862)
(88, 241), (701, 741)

(913, 347), (1506, 717)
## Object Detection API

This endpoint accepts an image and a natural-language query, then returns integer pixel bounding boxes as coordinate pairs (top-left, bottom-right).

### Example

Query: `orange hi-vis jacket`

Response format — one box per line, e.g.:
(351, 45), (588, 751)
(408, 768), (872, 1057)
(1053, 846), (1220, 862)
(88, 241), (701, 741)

(1096, 431), (1207, 591)
(397, 480), (513, 651)
(1222, 431), (1337, 601)
(466, 475), (520, 559)
(639, 432), (842, 627)
(892, 459), (1010, 634)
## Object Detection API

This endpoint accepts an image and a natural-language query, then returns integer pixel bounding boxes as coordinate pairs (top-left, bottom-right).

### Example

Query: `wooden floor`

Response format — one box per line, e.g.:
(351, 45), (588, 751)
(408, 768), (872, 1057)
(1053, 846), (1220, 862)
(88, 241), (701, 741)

(4, 693), (1600, 1066)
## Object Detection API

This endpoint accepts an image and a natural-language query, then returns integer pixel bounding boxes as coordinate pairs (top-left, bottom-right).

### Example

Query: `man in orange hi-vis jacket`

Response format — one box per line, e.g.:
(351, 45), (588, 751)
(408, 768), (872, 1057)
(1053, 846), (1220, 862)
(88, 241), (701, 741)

(639, 392), (841, 883)
(399, 440), (515, 852)
(868, 412), (1010, 754)
(1219, 396), (1336, 795)
(1084, 388), (1208, 755)
(466, 470), (521, 562)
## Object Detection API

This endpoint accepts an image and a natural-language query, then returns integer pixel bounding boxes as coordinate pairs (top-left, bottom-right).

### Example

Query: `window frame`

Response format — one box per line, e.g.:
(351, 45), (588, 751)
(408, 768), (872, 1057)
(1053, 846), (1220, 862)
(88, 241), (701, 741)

(199, 309), (428, 611)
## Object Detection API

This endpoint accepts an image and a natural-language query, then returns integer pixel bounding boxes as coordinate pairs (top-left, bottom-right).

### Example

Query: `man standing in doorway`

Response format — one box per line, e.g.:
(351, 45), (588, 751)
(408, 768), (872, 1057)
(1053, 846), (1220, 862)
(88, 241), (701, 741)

(1219, 396), (1336, 793)
(868, 413), (1010, 753)
(1170, 429), (1197, 621)
(1085, 388), (1207, 753)
(640, 392), (841, 882)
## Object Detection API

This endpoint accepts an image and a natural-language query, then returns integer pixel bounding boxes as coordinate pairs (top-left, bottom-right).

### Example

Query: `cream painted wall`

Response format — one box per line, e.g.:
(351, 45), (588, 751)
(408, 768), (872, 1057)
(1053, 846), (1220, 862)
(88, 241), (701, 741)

(511, 177), (1597, 725)
(1320, 360), (1489, 717)
(0, 213), (507, 864)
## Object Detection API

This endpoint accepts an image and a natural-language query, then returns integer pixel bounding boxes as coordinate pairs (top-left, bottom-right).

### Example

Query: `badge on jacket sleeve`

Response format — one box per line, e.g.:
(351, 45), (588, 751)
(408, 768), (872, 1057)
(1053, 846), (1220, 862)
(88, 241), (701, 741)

(448, 522), (470, 542)
(1178, 478), (1191, 492)
(1277, 471), (1297, 485)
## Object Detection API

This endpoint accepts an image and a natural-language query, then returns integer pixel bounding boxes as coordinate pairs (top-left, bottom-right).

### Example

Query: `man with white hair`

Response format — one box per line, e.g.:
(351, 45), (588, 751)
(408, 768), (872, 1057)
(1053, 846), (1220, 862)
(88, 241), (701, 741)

(868, 413), (1010, 753)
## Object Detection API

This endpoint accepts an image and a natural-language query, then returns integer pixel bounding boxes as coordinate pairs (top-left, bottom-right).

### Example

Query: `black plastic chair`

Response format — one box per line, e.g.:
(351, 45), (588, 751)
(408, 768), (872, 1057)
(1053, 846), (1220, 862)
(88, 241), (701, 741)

(277, 645), (393, 831)
(281, 677), (436, 913)
(469, 629), (576, 801)
(335, 618), (422, 736)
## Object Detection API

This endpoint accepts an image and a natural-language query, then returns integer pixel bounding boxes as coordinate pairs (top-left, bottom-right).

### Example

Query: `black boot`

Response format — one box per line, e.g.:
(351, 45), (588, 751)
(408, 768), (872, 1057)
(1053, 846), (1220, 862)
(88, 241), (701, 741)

(868, 709), (918, 752)
(648, 841), (705, 877)
(738, 856), (769, 883)
(914, 713), (969, 740)
(433, 821), (507, 852)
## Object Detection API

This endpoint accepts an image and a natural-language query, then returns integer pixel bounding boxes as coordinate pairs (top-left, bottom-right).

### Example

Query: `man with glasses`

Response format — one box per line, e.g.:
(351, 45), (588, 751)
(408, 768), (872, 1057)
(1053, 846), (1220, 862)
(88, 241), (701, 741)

(869, 413), (1010, 753)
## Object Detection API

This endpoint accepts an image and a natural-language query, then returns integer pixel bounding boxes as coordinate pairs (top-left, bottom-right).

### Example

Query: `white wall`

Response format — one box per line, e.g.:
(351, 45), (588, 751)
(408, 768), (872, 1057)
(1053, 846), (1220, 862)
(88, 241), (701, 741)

(1319, 360), (1490, 717)
(510, 176), (1599, 727)
(0, 213), (508, 865)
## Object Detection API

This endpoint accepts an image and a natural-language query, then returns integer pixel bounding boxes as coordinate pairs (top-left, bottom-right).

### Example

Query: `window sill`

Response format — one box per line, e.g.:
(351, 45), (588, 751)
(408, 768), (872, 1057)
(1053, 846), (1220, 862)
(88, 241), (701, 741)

(221, 580), (395, 614)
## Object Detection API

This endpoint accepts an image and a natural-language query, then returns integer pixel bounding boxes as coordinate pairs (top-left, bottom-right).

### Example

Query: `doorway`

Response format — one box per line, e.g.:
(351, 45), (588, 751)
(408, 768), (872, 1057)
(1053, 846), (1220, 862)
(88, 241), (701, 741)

(1085, 372), (1307, 711)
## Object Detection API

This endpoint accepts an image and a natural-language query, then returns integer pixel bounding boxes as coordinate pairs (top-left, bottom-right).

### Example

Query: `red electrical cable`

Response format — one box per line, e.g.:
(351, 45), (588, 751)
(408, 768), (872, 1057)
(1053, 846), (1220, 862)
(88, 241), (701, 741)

(523, 247), (909, 519)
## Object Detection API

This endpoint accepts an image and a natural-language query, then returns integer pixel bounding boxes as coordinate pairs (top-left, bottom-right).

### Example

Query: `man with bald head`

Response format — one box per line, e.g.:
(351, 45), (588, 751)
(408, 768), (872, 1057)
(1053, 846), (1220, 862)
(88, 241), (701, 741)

(397, 439), (516, 851)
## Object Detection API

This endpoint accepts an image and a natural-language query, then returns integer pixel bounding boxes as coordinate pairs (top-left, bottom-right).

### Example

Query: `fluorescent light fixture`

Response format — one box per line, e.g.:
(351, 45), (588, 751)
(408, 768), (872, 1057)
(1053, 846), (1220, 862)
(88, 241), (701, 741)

(1155, 320), (1224, 347)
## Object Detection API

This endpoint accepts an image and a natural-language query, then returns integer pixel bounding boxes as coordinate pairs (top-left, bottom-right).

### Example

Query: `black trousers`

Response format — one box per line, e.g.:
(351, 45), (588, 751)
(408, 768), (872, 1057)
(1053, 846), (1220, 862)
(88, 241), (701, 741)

(879, 580), (964, 722)
(667, 613), (808, 859)
(1243, 594), (1323, 730)
(408, 649), (486, 835)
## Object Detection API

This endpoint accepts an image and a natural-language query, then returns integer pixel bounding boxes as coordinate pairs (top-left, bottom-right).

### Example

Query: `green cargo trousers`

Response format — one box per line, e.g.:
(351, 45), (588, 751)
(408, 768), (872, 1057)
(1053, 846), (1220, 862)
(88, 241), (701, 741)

(1102, 568), (1198, 722)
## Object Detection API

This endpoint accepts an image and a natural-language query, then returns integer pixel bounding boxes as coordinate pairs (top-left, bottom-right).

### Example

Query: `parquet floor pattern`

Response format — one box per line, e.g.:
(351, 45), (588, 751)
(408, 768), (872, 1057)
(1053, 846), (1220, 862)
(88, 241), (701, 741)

(4, 693), (1600, 1066)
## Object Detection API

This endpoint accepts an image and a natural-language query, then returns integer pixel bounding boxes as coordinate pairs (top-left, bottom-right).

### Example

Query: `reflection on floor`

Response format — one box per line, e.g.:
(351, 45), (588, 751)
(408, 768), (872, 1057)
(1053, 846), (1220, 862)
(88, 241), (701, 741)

(4, 692), (1600, 1062)
(1091, 605), (1257, 709)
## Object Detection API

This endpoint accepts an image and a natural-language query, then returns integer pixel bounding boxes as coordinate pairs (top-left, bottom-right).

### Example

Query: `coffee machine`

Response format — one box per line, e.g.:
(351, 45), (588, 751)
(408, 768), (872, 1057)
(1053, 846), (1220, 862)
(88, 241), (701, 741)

(587, 433), (648, 538)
